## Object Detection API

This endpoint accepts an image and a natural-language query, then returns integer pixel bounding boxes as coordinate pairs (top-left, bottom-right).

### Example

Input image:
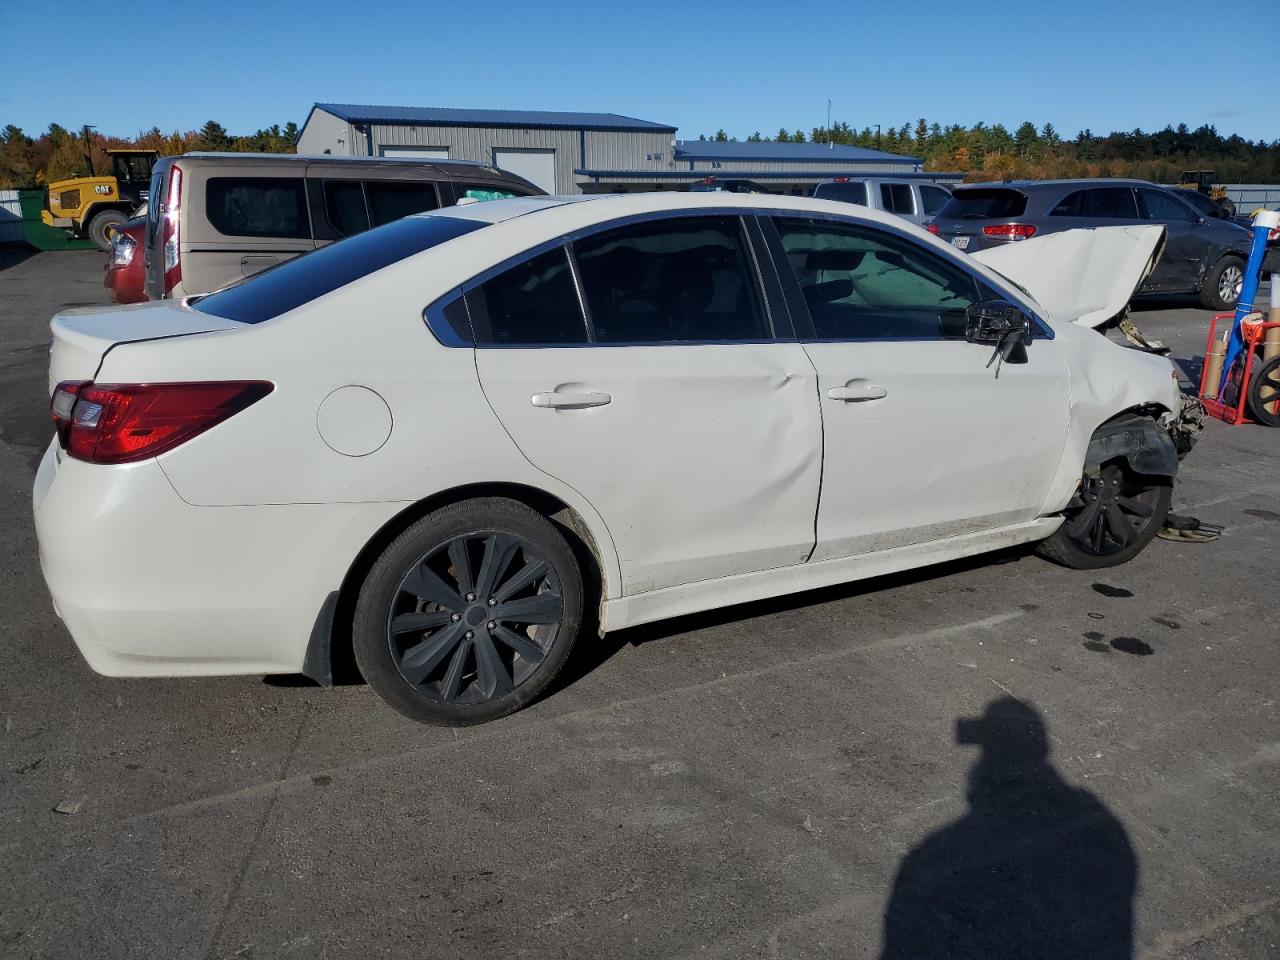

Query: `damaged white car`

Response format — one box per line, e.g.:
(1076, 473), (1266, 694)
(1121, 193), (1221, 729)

(34, 193), (1199, 725)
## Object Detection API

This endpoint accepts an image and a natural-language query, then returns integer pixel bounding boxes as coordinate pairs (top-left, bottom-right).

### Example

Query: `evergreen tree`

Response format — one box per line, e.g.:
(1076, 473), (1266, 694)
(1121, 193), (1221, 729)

(198, 120), (232, 151)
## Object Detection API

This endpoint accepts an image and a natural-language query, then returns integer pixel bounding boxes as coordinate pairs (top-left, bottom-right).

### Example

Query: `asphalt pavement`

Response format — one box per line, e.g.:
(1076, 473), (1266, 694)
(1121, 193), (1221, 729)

(1, 249), (1278, 959)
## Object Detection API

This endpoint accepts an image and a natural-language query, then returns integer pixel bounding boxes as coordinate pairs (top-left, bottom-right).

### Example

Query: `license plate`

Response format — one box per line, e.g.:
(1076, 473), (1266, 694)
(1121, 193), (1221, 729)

(950, 236), (970, 250)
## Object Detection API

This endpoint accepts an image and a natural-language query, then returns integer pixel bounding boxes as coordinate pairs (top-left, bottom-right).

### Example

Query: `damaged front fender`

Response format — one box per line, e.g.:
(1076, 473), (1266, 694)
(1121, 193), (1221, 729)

(1085, 413), (1179, 479)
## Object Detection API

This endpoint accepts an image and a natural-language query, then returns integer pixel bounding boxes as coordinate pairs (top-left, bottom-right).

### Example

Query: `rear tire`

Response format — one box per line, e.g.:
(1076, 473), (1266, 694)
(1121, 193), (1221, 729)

(353, 498), (583, 726)
(1036, 461), (1172, 569)
(87, 208), (127, 252)
(1200, 256), (1244, 311)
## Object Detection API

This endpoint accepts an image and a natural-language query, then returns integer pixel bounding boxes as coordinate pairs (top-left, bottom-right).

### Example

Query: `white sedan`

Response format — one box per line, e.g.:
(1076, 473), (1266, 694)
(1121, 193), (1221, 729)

(34, 192), (1197, 725)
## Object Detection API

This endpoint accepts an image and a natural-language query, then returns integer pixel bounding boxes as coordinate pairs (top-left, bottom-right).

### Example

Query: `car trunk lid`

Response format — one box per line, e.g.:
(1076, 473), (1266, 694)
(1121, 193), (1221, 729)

(48, 300), (242, 394)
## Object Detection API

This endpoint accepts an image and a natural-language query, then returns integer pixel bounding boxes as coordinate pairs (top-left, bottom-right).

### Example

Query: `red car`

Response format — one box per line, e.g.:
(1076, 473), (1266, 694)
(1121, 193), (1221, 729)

(103, 217), (147, 304)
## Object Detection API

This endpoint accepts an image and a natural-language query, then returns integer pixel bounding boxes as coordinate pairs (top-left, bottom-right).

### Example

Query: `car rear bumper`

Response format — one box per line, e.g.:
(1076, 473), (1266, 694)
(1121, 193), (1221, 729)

(33, 439), (400, 678)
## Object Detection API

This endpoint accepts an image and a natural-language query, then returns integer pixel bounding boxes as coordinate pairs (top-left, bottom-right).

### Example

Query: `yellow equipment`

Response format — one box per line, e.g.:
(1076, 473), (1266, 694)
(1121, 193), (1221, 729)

(1177, 170), (1236, 218)
(42, 149), (158, 251)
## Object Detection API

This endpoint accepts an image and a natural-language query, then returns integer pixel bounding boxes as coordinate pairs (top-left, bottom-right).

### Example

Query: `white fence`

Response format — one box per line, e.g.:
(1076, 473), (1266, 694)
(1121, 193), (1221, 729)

(0, 190), (23, 245)
(1223, 184), (1280, 210)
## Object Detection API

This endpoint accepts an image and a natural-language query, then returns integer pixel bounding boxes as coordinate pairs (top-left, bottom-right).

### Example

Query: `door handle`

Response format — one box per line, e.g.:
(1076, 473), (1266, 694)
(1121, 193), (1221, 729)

(530, 391), (612, 409)
(827, 381), (888, 402)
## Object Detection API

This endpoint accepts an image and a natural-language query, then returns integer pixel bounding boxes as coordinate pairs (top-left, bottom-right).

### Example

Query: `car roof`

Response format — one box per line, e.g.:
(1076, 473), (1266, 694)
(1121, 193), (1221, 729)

(954, 178), (1157, 191)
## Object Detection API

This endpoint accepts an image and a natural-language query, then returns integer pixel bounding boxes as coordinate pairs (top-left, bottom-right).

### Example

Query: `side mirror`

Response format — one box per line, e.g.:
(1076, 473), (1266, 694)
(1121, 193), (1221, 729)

(965, 299), (1032, 365)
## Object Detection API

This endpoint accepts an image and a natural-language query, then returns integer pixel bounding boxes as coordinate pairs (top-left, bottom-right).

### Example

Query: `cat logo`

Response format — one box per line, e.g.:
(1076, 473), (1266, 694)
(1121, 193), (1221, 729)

(95, 184), (113, 195)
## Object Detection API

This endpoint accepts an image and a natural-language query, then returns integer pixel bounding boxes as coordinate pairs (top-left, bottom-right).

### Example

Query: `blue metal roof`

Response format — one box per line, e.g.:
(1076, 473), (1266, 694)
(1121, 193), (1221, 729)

(673, 140), (920, 165)
(577, 169), (963, 181)
(314, 103), (676, 132)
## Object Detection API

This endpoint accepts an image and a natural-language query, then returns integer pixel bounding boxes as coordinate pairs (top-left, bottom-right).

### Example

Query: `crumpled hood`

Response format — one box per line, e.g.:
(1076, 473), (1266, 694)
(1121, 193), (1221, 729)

(972, 225), (1167, 328)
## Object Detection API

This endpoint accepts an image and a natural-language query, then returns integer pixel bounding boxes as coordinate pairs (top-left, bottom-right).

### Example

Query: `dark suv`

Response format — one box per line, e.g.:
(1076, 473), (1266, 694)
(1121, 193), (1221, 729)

(929, 179), (1252, 310)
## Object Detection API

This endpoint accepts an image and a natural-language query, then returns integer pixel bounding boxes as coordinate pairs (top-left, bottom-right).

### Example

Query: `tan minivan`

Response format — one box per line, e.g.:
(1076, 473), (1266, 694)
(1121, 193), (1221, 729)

(143, 153), (542, 300)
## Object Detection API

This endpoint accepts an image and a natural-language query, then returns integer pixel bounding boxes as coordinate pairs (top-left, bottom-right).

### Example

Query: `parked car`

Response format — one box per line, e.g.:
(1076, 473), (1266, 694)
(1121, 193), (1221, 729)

(38, 192), (1198, 726)
(687, 177), (776, 194)
(143, 153), (543, 300)
(812, 177), (953, 226)
(103, 216), (147, 304)
(928, 179), (1252, 310)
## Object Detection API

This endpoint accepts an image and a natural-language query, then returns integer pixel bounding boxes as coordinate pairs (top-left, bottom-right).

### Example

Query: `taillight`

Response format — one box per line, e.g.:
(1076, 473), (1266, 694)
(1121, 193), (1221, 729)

(926, 223), (940, 235)
(54, 381), (273, 464)
(111, 232), (136, 267)
(982, 223), (1037, 241)
(162, 164), (183, 295)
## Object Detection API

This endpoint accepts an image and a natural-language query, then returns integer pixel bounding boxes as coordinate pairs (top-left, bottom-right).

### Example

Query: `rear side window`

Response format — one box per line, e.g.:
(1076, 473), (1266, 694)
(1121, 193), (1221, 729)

(880, 183), (915, 215)
(919, 185), (950, 216)
(773, 217), (981, 340)
(323, 181), (369, 237)
(1050, 187), (1138, 219)
(193, 215), (486, 324)
(366, 181), (439, 226)
(206, 177), (310, 239)
(1140, 188), (1197, 223)
(937, 188), (1028, 220)
(470, 247), (587, 345)
(574, 216), (769, 344)
(814, 181), (868, 206)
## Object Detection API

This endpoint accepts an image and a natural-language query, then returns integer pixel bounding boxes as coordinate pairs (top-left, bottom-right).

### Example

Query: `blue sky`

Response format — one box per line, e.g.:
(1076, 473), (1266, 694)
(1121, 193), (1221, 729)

(4, 0), (1275, 143)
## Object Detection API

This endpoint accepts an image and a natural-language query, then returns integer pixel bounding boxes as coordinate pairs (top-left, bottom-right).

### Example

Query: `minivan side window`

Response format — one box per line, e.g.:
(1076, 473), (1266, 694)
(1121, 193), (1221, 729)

(458, 184), (526, 202)
(1140, 188), (1198, 223)
(919, 185), (950, 216)
(773, 217), (981, 340)
(365, 182), (440, 227)
(1050, 187), (1138, 219)
(323, 181), (369, 237)
(470, 247), (588, 346)
(880, 183), (915, 215)
(206, 178), (310, 239)
(573, 216), (769, 344)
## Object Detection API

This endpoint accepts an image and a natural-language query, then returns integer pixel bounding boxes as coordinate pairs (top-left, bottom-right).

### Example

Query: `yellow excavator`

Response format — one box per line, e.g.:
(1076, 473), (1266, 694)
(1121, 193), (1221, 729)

(42, 149), (158, 251)
(1177, 171), (1236, 219)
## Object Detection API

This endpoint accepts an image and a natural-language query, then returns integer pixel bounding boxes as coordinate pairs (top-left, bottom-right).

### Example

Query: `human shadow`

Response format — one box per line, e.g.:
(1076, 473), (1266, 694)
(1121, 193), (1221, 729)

(880, 697), (1137, 960)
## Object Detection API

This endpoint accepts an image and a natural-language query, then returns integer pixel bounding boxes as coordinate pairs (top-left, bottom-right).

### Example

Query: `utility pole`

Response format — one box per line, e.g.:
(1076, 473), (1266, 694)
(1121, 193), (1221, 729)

(875, 124), (881, 150)
(81, 124), (97, 176)
(827, 99), (832, 148)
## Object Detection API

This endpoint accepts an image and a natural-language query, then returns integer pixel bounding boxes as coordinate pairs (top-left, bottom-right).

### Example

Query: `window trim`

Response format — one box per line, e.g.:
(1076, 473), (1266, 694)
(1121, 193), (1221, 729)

(424, 209), (789, 349)
(756, 211), (1054, 342)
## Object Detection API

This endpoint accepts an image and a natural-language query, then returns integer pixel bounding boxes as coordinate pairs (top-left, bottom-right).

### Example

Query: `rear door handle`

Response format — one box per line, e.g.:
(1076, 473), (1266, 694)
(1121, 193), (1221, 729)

(827, 381), (888, 402)
(531, 391), (612, 409)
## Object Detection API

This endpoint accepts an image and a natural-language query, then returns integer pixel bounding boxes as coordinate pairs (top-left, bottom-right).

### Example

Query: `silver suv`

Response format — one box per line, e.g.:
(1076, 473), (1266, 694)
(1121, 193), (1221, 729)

(812, 177), (953, 226)
(143, 153), (541, 300)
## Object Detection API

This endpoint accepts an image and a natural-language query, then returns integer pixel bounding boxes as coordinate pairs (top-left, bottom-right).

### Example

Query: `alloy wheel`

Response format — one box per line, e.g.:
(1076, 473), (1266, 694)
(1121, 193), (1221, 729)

(1061, 463), (1163, 557)
(386, 532), (564, 704)
(1219, 264), (1243, 305)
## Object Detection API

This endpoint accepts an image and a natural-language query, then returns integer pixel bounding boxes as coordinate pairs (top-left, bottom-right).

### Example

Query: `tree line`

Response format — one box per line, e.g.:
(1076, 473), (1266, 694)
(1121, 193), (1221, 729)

(701, 119), (1280, 183)
(0, 121), (298, 189)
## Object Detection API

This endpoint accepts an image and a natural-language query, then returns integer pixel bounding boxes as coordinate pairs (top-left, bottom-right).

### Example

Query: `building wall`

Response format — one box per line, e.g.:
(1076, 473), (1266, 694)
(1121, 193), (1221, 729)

(681, 158), (920, 175)
(296, 109), (357, 156)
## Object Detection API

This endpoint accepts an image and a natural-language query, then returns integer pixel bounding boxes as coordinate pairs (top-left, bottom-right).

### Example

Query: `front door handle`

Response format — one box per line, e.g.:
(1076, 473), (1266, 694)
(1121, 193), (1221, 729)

(531, 391), (612, 409)
(827, 381), (888, 402)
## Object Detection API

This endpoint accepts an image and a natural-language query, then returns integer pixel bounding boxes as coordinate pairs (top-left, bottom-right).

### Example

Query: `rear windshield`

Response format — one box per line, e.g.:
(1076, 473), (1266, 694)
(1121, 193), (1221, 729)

(937, 188), (1028, 220)
(813, 181), (869, 206)
(192, 215), (486, 324)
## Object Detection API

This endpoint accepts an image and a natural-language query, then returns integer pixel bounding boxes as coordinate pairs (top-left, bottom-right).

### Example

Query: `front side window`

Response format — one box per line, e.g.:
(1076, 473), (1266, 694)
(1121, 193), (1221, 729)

(206, 177), (310, 239)
(1140, 188), (1197, 223)
(470, 247), (587, 346)
(365, 181), (440, 226)
(880, 183), (915, 215)
(573, 216), (769, 343)
(773, 217), (981, 340)
(919, 185), (950, 216)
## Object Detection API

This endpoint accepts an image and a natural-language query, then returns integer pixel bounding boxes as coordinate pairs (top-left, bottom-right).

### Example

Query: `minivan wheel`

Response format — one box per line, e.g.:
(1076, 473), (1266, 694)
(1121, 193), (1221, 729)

(1036, 461), (1172, 569)
(353, 498), (583, 726)
(1200, 257), (1244, 311)
(87, 208), (128, 252)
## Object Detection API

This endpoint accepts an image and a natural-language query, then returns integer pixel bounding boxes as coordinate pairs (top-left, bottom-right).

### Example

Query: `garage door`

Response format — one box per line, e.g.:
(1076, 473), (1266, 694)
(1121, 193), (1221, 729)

(493, 149), (556, 194)
(380, 147), (449, 160)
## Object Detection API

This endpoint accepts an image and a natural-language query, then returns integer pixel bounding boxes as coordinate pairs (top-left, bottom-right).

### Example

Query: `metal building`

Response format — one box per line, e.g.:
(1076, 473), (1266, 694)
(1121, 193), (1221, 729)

(296, 103), (958, 196)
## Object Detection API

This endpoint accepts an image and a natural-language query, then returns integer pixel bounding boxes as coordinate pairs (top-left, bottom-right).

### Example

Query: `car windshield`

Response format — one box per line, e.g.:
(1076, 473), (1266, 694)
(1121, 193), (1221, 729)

(192, 215), (486, 324)
(937, 188), (1028, 220)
